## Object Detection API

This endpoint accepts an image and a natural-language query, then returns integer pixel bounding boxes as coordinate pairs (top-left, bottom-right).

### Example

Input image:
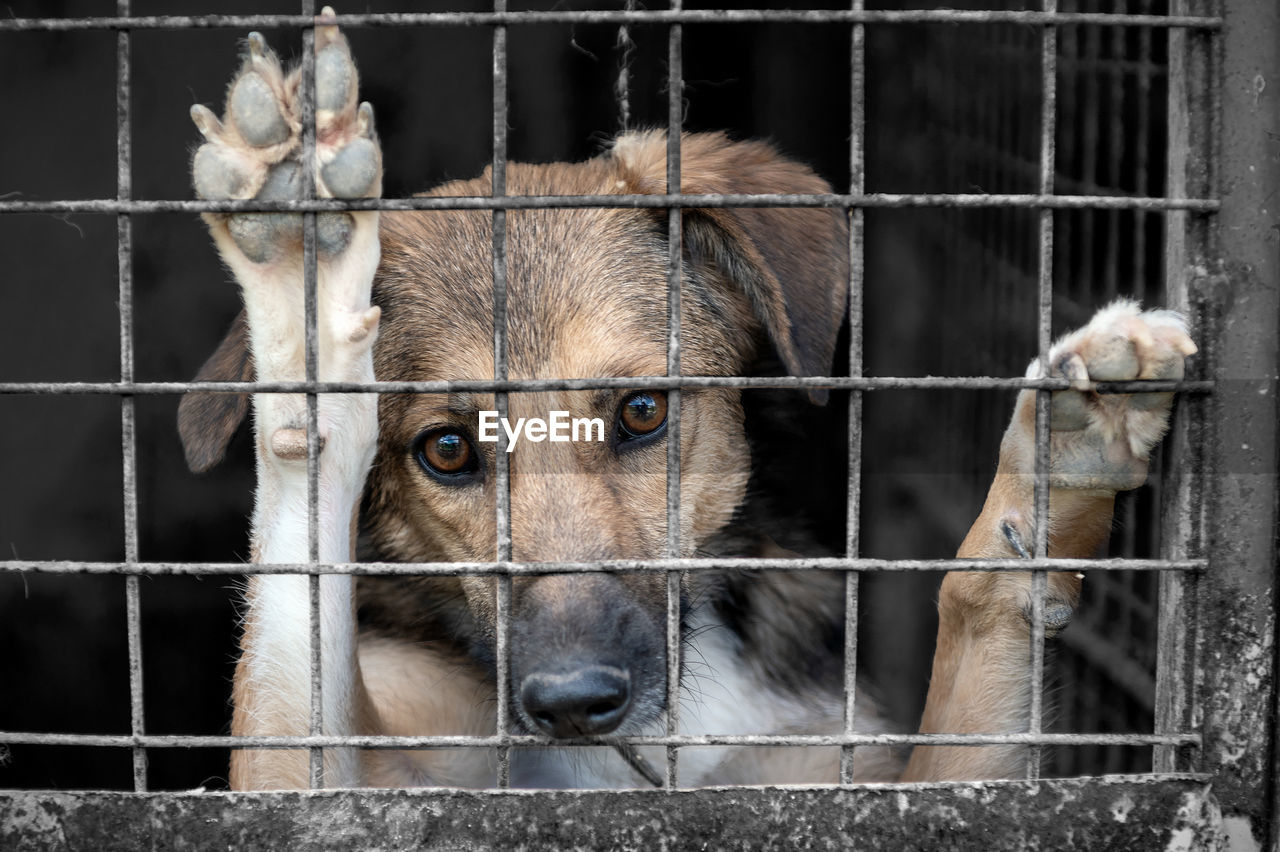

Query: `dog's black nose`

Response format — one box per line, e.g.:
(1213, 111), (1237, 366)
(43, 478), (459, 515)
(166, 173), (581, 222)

(520, 665), (631, 737)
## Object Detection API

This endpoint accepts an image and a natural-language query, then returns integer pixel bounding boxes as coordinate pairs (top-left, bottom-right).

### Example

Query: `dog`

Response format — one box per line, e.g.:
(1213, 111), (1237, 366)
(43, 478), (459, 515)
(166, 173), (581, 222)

(176, 13), (1197, 790)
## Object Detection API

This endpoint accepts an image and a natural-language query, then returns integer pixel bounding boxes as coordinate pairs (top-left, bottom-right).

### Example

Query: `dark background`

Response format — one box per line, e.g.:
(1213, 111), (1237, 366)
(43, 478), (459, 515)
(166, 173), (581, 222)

(0, 0), (1168, 789)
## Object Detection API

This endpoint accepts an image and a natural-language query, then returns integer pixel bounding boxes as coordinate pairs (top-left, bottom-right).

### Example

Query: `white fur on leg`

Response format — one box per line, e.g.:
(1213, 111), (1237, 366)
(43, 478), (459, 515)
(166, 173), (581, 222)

(228, 210), (380, 788)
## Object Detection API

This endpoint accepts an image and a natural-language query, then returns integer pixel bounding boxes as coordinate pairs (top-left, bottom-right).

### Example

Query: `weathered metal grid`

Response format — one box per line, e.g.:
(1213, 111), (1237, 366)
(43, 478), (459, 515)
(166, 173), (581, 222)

(0, 0), (1212, 772)
(0, 0), (1259, 846)
(904, 0), (1183, 777)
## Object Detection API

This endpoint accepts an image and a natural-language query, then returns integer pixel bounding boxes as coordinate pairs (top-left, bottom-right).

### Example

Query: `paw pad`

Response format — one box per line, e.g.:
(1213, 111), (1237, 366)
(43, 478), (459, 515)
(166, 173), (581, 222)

(322, 137), (379, 198)
(230, 71), (290, 148)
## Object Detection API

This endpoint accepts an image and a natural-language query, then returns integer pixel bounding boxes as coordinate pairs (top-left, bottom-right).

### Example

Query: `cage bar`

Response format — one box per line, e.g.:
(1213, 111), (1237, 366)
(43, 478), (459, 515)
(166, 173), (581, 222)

(1026, 0), (1060, 782)
(0, 10), (1225, 32)
(296, 0), (325, 790)
(490, 0), (513, 790)
(0, 192), (1222, 215)
(0, 731), (1201, 750)
(0, 376), (1215, 397)
(840, 0), (867, 788)
(116, 0), (146, 795)
(0, 556), (1207, 577)
(663, 0), (684, 790)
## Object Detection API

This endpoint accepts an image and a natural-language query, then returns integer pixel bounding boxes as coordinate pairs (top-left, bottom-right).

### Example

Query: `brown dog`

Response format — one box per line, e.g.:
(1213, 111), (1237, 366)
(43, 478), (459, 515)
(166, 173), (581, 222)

(179, 15), (1196, 789)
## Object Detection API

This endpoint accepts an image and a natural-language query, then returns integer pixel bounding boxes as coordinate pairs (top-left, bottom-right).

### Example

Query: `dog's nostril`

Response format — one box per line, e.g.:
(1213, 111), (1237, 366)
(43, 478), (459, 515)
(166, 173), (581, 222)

(520, 665), (632, 738)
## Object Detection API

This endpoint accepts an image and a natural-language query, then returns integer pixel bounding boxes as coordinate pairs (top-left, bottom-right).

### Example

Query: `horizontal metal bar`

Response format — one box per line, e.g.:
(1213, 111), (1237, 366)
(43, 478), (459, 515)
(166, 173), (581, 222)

(0, 10), (1223, 33)
(0, 557), (1206, 576)
(0, 193), (1221, 215)
(0, 731), (1200, 750)
(0, 377), (1216, 396)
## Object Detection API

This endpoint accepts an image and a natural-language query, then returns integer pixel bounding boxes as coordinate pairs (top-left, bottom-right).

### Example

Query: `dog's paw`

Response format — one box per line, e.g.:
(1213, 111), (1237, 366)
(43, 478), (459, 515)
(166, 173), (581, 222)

(1019, 300), (1197, 492)
(190, 9), (381, 264)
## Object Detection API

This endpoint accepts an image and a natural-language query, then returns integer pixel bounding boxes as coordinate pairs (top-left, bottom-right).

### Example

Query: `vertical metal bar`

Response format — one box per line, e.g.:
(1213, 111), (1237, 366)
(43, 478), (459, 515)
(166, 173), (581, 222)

(1104, 4), (1126, 301)
(299, 0), (323, 790)
(840, 0), (865, 788)
(1132, 0), (1153, 302)
(1058, 17), (1076, 304)
(491, 0), (513, 789)
(117, 0), (145, 794)
(1078, 19), (1099, 293)
(615, 0), (636, 133)
(1028, 0), (1059, 782)
(664, 0), (683, 791)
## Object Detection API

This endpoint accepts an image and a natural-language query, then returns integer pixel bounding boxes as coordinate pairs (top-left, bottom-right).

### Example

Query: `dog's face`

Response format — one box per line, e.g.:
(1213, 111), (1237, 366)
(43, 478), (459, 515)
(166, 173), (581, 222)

(180, 131), (848, 738)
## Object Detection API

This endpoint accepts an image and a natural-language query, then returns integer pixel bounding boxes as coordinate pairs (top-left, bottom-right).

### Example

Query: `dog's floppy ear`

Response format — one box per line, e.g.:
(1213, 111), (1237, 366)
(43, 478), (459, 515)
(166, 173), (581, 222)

(612, 131), (849, 403)
(177, 309), (254, 473)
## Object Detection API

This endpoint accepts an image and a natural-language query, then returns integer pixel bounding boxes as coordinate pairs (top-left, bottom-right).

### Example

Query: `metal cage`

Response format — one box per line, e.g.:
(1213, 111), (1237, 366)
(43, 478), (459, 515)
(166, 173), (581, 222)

(1, 0), (1276, 848)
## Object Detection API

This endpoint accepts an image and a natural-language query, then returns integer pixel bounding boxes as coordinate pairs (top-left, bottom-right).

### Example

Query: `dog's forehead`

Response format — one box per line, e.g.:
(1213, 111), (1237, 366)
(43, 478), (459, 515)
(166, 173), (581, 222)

(372, 170), (698, 381)
(374, 212), (667, 377)
(371, 157), (752, 383)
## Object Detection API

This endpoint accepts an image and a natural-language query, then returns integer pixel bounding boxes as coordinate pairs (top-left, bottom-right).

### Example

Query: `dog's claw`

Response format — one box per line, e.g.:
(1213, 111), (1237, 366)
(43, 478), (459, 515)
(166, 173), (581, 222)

(246, 31), (269, 59)
(316, 6), (342, 47)
(189, 104), (222, 140)
(357, 102), (375, 138)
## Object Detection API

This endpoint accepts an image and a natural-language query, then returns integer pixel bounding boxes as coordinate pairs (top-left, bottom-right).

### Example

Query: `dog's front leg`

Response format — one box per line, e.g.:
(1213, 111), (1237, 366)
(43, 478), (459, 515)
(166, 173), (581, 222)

(902, 302), (1196, 781)
(189, 13), (382, 789)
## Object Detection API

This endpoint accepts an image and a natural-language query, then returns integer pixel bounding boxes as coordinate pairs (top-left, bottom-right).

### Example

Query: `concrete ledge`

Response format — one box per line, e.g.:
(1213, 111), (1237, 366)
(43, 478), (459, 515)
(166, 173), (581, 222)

(0, 775), (1222, 850)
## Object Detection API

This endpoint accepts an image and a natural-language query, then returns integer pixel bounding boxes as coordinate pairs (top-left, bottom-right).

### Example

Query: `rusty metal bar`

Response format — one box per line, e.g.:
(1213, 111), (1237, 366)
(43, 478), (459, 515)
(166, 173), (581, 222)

(297, 0), (324, 790)
(490, 0), (513, 790)
(0, 10), (1224, 31)
(0, 376), (1218, 396)
(1027, 0), (1059, 782)
(0, 556), (1205, 577)
(840, 0), (866, 788)
(1104, 8), (1124, 300)
(663, 0), (684, 791)
(116, 0), (146, 795)
(0, 192), (1221, 214)
(615, 0), (636, 132)
(0, 731), (1201, 750)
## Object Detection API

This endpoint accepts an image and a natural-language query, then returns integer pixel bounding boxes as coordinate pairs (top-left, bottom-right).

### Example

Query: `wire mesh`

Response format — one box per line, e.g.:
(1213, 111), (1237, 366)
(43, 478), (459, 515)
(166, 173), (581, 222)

(0, 1), (1217, 795)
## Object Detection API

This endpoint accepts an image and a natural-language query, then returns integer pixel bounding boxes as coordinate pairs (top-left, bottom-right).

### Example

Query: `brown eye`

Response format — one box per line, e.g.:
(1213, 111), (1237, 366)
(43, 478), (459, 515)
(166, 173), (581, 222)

(415, 429), (480, 482)
(618, 391), (668, 442)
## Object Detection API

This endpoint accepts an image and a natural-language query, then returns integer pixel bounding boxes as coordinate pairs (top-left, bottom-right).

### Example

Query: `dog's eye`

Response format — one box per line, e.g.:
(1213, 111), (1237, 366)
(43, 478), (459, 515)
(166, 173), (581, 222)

(415, 429), (480, 481)
(617, 391), (668, 444)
